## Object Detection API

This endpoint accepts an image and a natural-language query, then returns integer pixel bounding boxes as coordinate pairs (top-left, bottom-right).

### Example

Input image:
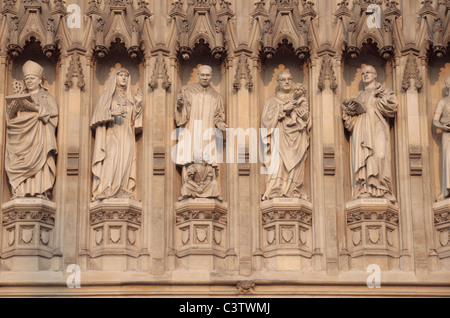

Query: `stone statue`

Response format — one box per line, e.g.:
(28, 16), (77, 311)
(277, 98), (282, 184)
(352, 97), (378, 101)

(5, 61), (58, 200)
(261, 71), (311, 201)
(175, 65), (227, 201)
(432, 75), (450, 201)
(342, 65), (398, 203)
(91, 68), (143, 201)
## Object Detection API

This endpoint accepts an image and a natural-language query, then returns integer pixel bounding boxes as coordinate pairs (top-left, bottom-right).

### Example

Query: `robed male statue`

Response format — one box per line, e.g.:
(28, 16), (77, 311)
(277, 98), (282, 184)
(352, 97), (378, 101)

(175, 65), (227, 201)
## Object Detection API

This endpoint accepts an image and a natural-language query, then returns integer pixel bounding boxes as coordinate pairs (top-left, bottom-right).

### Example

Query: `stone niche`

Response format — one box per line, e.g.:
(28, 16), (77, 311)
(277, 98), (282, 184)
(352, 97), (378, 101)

(175, 198), (228, 270)
(89, 198), (143, 271)
(261, 198), (313, 270)
(433, 199), (450, 260)
(1, 198), (59, 271)
(345, 198), (400, 270)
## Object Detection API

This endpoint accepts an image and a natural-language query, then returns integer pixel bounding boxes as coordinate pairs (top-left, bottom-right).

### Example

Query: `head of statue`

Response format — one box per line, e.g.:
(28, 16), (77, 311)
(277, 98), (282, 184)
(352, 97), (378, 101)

(198, 65), (213, 88)
(277, 70), (293, 93)
(22, 60), (44, 93)
(361, 65), (377, 86)
(294, 83), (307, 97)
(445, 76), (450, 93)
(116, 68), (130, 88)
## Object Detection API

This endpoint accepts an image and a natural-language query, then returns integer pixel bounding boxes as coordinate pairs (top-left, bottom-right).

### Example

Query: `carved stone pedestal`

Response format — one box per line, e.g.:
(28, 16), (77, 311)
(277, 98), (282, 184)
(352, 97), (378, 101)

(89, 199), (143, 271)
(433, 199), (450, 260)
(175, 199), (228, 270)
(1, 198), (59, 271)
(261, 198), (313, 270)
(346, 198), (400, 270)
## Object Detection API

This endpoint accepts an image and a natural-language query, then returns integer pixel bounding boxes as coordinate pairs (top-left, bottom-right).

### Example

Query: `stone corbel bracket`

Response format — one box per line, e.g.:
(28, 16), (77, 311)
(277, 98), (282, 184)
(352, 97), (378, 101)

(170, 0), (234, 60)
(336, 0), (402, 60)
(252, 0), (317, 60)
(345, 198), (400, 261)
(433, 199), (450, 259)
(1, 198), (57, 260)
(175, 198), (228, 258)
(261, 198), (313, 259)
(89, 199), (143, 259)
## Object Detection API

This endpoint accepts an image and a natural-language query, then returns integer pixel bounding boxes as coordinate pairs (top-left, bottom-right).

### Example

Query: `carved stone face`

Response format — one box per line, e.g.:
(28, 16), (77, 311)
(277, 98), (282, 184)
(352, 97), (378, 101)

(198, 67), (213, 87)
(116, 71), (129, 87)
(278, 72), (293, 92)
(24, 75), (42, 92)
(361, 66), (377, 85)
(445, 76), (450, 90)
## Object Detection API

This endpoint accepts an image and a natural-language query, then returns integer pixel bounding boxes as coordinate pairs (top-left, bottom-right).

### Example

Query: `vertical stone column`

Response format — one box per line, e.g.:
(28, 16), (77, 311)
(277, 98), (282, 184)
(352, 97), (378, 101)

(316, 49), (340, 275)
(59, 46), (89, 274)
(148, 48), (171, 274)
(234, 48), (253, 276)
(402, 52), (432, 274)
(393, 55), (414, 271)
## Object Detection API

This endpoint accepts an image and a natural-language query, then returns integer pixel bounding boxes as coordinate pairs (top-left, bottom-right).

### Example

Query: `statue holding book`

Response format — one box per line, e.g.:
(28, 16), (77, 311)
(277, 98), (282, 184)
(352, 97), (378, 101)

(342, 65), (398, 202)
(5, 60), (58, 200)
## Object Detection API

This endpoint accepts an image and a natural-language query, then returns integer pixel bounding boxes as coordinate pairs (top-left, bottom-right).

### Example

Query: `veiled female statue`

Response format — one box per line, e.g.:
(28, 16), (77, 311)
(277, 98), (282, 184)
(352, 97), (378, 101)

(5, 60), (58, 200)
(261, 71), (311, 201)
(91, 68), (143, 201)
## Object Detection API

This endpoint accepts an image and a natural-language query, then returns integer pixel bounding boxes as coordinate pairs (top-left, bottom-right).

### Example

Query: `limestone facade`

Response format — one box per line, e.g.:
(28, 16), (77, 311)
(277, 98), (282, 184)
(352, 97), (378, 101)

(0, 0), (449, 297)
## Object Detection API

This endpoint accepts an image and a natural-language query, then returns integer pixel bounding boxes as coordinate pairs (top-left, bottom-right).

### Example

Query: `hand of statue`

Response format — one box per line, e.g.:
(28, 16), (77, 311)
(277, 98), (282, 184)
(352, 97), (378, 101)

(216, 121), (228, 132)
(346, 100), (358, 116)
(111, 107), (126, 118)
(22, 99), (39, 112)
(374, 85), (384, 97)
(135, 88), (143, 104)
(283, 101), (296, 112)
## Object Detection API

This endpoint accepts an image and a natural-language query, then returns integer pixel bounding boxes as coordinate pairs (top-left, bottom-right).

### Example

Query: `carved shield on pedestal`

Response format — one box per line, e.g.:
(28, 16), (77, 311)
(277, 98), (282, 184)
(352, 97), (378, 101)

(8, 228), (15, 246)
(440, 230), (449, 247)
(352, 228), (361, 246)
(386, 228), (394, 247)
(266, 228), (275, 245)
(110, 227), (121, 244)
(196, 227), (208, 243)
(95, 227), (103, 245)
(40, 229), (50, 246)
(299, 228), (308, 245)
(127, 228), (136, 246)
(281, 227), (294, 243)
(181, 228), (190, 245)
(21, 227), (33, 244)
(368, 227), (380, 244)
(213, 228), (222, 245)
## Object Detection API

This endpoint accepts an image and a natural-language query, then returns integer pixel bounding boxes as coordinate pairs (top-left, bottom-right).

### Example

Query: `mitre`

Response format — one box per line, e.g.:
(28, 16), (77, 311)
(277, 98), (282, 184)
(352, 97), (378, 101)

(22, 60), (44, 78)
